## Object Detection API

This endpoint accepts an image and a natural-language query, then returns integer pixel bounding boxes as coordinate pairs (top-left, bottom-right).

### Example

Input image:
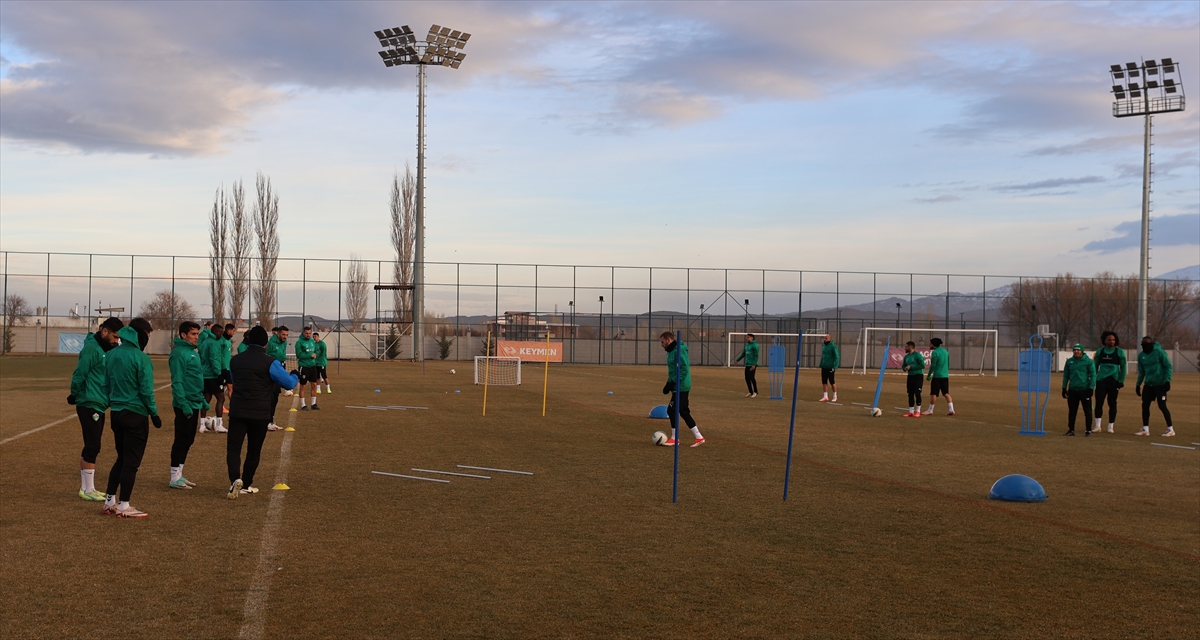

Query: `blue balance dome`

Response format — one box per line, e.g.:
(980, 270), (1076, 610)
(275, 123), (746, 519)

(648, 405), (669, 419)
(989, 474), (1047, 502)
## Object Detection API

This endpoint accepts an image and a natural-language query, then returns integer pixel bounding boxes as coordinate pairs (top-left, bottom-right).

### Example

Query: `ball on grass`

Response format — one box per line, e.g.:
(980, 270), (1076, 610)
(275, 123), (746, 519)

(652, 431), (667, 446)
(450, 369), (456, 374)
(857, 386), (863, 389)
(374, 389), (380, 393)
(607, 391), (613, 395)
(871, 407), (883, 417)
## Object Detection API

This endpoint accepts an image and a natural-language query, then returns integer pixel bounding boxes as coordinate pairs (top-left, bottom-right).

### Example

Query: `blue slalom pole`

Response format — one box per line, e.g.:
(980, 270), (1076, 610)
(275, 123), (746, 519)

(672, 330), (681, 504)
(783, 331), (803, 501)
(871, 336), (892, 411)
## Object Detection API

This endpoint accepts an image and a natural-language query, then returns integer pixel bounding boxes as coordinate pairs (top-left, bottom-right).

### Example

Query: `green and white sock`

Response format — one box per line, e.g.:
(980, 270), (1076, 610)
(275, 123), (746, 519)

(171, 466), (182, 482)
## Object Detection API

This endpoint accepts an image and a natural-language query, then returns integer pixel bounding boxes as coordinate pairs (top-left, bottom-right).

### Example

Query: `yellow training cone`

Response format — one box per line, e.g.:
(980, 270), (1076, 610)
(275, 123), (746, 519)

(284, 426), (295, 432)
(289, 408), (298, 412)
(273, 483), (290, 491)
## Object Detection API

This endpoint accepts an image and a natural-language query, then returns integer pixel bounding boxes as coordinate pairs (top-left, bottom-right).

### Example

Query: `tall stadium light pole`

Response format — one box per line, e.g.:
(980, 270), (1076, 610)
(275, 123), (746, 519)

(1109, 58), (1185, 341)
(375, 24), (470, 362)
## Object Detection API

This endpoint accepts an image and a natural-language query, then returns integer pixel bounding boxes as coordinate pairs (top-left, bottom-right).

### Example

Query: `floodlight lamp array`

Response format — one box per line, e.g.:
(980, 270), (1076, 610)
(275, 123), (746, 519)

(1109, 58), (1185, 117)
(375, 24), (469, 69)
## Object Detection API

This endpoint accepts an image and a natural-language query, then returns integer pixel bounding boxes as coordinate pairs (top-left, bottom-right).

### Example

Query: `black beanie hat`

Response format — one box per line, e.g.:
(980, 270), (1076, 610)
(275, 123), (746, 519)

(245, 326), (269, 346)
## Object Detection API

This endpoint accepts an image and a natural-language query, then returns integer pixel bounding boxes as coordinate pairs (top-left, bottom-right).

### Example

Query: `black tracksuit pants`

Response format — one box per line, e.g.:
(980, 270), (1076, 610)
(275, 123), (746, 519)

(668, 391), (697, 430)
(1140, 385), (1172, 427)
(744, 367), (758, 394)
(1094, 378), (1119, 423)
(171, 408), (199, 467)
(1066, 390), (1093, 432)
(227, 417), (270, 487)
(907, 375), (923, 408)
(105, 410), (149, 502)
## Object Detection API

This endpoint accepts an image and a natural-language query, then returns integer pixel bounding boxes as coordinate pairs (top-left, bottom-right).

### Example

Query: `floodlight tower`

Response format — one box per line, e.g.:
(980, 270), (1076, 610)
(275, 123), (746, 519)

(374, 24), (470, 362)
(1108, 58), (1185, 341)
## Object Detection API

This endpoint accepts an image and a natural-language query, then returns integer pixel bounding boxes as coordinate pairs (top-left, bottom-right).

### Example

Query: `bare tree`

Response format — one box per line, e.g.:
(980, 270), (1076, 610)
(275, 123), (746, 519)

(138, 290), (198, 331)
(209, 186), (228, 323)
(345, 255), (370, 331)
(3, 294), (32, 354)
(390, 164), (416, 323)
(253, 172), (280, 328)
(226, 179), (251, 326)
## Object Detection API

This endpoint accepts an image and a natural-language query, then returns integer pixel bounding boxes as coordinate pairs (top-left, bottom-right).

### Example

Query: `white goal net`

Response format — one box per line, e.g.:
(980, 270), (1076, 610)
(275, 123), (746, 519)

(474, 356), (522, 386)
(849, 327), (998, 377)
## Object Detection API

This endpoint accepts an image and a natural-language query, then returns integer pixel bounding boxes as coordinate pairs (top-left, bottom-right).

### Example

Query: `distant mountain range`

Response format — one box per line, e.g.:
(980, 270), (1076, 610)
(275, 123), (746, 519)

(1156, 265), (1200, 280)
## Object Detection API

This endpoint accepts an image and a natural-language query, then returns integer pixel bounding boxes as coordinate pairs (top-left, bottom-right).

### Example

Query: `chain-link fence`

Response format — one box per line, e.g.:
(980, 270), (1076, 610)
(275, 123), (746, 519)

(2, 251), (1197, 371)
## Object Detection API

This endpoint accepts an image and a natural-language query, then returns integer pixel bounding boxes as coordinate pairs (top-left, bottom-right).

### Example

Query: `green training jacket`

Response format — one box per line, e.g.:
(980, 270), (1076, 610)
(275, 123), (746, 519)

(735, 340), (759, 367)
(200, 329), (226, 379)
(1093, 346), (1126, 383)
(267, 334), (288, 363)
(295, 336), (318, 367)
(105, 325), (158, 416)
(820, 341), (839, 370)
(666, 341), (692, 393)
(69, 332), (109, 412)
(902, 351), (925, 377)
(1061, 353), (1096, 391)
(1136, 343), (1172, 387)
(237, 341), (248, 354)
(315, 340), (328, 367)
(927, 346), (950, 380)
(169, 337), (205, 414)
(219, 335), (232, 371)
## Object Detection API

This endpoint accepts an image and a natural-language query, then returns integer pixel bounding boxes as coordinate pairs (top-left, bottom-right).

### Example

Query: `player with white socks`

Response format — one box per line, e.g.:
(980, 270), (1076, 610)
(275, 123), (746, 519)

(68, 317), (124, 501)
(1091, 331), (1125, 434)
(198, 323), (228, 433)
(923, 338), (955, 416)
(819, 334), (838, 402)
(313, 332), (331, 395)
(660, 331), (705, 447)
(168, 322), (205, 489)
(901, 342), (925, 417)
(1134, 336), (1174, 437)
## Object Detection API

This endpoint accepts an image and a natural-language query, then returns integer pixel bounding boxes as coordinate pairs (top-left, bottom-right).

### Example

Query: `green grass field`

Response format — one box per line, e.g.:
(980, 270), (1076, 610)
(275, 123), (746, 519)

(1, 356), (1197, 638)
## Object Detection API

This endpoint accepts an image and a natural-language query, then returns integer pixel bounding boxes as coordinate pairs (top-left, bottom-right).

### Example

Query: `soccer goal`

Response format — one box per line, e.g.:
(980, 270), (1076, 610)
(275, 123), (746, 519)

(474, 356), (521, 386)
(849, 328), (998, 377)
(725, 332), (828, 368)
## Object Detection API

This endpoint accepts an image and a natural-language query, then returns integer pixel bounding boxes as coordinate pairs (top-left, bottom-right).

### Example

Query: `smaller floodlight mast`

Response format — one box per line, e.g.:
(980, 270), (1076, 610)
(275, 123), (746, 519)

(1109, 59), (1185, 342)
(374, 24), (471, 362)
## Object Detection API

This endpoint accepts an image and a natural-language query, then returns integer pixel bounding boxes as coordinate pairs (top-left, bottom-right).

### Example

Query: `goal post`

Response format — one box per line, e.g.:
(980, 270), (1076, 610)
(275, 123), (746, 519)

(474, 356), (521, 386)
(851, 328), (998, 377)
(726, 332), (828, 368)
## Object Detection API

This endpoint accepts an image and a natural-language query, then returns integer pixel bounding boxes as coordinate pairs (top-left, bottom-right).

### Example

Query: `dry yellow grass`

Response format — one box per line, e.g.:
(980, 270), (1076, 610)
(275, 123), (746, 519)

(1, 356), (1196, 638)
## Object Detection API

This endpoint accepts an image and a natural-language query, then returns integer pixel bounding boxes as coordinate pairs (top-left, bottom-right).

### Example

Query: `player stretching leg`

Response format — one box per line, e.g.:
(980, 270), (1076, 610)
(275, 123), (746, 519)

(68, 317), (124, 501)
(735, 333), (759, 397)
(660, 331), (704, 447)
(1092, 331), (1125, 434)
(168, 322), (205, 489)
(1134, 336), (1174, 437)
(819, 334), (839, 402)
(902, 342), (924, 417)
(923, 338), (955, 416)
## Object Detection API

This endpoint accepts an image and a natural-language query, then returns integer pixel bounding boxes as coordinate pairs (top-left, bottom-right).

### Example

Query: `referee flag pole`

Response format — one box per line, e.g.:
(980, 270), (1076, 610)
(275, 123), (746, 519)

(541, 331), (550, 416)
(672, 330), (681, 504)
(783, 331), (803, 501)
(482, 330), (492, 416)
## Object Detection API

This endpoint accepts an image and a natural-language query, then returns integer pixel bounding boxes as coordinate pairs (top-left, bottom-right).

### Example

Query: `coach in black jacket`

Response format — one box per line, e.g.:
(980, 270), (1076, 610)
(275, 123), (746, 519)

(226, 326), (298, 499)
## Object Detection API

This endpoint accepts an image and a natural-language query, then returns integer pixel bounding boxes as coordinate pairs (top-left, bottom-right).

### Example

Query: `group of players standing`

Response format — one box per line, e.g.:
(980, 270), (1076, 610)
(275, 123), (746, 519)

(68, 318), (331, 518)
(1060, 332), (1175, 438)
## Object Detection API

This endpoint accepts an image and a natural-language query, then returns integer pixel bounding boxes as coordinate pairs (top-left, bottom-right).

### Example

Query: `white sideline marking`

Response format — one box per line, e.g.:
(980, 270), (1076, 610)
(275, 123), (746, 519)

(239, 395), (299, 640)
(411, 468), (491, 479)
(372, 471), (450, 483)
(457, 465), (534, 476)
(0, 383), (171, 446)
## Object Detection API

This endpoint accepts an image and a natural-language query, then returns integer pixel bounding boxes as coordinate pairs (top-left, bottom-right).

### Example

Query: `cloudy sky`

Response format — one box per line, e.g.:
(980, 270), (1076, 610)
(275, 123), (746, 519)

(2, 1), (1198, 279)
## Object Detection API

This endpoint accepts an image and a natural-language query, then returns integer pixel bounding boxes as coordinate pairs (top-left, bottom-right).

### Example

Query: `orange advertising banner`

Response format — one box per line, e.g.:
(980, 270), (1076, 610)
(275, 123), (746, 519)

(497, 340), (563, 363)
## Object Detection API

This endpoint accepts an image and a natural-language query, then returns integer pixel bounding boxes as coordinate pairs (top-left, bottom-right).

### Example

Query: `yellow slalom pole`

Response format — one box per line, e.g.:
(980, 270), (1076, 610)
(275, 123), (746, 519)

(482, 330), (492, 416)
(542, 331), (551, 416)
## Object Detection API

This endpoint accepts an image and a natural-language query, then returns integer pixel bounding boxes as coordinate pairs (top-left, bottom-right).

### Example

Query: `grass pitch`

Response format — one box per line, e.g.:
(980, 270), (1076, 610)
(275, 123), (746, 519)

(1, 356), (1197, 638)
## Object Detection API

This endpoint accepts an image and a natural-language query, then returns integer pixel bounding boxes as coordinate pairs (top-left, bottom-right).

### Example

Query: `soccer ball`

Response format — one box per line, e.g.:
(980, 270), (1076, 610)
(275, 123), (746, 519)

(652, 431), (667, 446)
(283, 390), (293, 397)
(450, 369), (456, 374)
(871, 407), (883, 417)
